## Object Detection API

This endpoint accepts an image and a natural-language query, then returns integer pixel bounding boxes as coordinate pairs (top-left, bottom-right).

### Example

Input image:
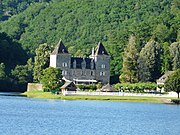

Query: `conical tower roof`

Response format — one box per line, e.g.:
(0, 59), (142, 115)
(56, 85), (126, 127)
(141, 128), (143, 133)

(95, 42), (108, 55)
(51, 40), (69, 55)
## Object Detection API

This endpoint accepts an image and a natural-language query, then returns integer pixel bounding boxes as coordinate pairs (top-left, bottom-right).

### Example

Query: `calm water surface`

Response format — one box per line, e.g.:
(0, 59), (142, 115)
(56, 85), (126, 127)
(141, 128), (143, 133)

(0, 95), (180, 135)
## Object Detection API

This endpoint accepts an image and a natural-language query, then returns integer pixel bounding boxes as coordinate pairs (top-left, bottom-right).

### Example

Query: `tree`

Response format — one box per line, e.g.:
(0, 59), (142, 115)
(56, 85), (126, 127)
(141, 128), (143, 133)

(0, 63), (6, 79)
(11, 58), (34, 84)
(96, 82), (103, 89)
(161, 42), (171, 73)
(169, 42), (180, 70)
(152, 24), (171, 43)
(165, 69), (180, 98)
(120, 35), (138, 83)
(0, 32), (27, 72)
(33, 43), (52, 82)
(137, 39), (161, 82)
(40, 67), (64, 92)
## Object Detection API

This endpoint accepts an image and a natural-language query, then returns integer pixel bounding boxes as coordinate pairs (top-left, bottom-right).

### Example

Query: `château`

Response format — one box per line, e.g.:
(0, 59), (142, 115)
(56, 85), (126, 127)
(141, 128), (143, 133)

(50, 40), (110, 84)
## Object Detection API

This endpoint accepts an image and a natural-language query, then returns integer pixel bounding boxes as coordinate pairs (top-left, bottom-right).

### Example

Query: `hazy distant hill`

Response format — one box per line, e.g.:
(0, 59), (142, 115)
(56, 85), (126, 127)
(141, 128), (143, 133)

(0, 0), (179, 75)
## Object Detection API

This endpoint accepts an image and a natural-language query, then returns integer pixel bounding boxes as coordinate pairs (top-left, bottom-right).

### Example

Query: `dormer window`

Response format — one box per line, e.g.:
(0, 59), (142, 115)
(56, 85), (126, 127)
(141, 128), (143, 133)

(101, 64), (105, 68)
(82, 59), (86, 69)
(73, 60), (76, 69)
(91, 60), (94, 69)
(62, 62), (68, 67)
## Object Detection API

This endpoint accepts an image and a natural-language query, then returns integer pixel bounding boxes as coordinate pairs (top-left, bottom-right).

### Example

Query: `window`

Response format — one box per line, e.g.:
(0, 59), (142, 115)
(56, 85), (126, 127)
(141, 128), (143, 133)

(62, 62), (68, 67)
(62, 70), (67, 75)
(101, 64), (105, 68)
(91, 71), (94, 76)
(103, 72), (105, 76)
(100, 72), (105, 76)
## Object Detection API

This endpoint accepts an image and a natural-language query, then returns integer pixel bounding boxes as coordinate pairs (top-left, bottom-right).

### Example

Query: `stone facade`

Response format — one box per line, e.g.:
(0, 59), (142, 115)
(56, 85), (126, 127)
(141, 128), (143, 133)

(50, 40), (110, 84)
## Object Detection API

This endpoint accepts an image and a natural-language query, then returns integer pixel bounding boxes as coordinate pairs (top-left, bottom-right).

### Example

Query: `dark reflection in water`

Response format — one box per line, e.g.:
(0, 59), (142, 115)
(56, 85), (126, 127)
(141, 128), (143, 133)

(0, 95), (180, 135)
(0, 92), (27, 97)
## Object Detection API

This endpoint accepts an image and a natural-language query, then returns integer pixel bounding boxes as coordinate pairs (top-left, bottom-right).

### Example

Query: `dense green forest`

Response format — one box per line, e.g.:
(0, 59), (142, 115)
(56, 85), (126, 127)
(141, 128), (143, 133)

(0, 0), (179, 91)
(0, 0), (50, 21)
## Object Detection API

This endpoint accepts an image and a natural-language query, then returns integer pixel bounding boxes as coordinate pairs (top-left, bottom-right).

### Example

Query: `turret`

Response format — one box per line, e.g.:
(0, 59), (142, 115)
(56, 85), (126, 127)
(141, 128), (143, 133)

(50, 39), (71, 79)
(50, 39), (70, 67)
(94, 42), (110, 84)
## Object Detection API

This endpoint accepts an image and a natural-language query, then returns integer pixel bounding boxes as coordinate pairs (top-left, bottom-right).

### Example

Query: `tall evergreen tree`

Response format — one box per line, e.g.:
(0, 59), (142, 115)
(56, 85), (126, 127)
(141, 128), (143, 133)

(170, 42), (180, 70)
(137, 39), (161, 82)
(119, 35), (138, 83)
(162, 42), (171, 73)
(33, 43), (52, 82)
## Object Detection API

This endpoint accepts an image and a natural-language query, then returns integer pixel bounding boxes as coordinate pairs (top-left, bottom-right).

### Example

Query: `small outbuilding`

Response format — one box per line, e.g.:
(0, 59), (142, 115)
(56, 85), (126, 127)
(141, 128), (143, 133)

(156, 71), (174, 92)
(97, 84), (117, 92)
(61, 81), (77, 92)
(157, 71), (174, 85)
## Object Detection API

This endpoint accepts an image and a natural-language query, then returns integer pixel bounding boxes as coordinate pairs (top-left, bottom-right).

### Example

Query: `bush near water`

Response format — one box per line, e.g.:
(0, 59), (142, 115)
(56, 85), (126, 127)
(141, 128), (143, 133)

(114, 83), (157, 93)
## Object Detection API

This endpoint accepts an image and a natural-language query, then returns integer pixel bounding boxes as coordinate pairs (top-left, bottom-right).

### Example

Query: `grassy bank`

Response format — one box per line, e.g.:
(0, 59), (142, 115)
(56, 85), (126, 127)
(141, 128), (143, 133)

(22, 91), (173, 104)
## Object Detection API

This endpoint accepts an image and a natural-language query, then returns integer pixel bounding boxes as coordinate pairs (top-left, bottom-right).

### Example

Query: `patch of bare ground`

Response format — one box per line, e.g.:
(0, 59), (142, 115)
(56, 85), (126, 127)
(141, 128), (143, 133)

(160, 98), (172, 104)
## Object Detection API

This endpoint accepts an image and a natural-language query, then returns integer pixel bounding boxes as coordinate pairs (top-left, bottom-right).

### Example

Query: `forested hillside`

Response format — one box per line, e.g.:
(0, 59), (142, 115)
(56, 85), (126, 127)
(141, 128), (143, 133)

(0, 32), (27, 71)
(0, 0), (179, 91)
(0, 0), (179, 76)
(0, 0), (50, 21)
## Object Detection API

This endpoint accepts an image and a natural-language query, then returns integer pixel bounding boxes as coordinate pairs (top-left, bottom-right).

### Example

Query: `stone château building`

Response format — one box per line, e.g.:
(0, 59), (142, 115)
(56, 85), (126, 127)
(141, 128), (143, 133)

(50, 40), (110, 84)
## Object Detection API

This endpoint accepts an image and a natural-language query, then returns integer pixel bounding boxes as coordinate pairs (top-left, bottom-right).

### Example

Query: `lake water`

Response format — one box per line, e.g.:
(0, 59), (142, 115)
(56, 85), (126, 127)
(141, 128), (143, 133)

(0, 95), (180, 135)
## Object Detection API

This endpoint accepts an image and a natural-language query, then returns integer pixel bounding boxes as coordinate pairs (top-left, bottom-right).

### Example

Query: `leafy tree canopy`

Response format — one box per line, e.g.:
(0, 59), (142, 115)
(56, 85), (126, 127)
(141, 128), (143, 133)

(165, 69), (180, 98)
(33, 43), (52, 82)
(0, 63), (6, 79)
(11, 58), (34, 84)
(0, 0), (51, 21)
(0, 32), (27, 72)
(40, 67), (64, 92)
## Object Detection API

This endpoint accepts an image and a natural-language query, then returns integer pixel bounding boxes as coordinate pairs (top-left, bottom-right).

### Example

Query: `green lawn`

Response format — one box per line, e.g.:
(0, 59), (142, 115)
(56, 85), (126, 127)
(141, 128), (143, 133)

(22, 90), (172, 104)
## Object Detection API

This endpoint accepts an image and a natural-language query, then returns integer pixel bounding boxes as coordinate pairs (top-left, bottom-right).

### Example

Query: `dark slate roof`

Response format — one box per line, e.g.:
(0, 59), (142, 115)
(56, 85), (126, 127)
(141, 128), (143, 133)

(95, 42), (109, 55)
(71, 57), (95, 69)
(51, 40), (69, 54)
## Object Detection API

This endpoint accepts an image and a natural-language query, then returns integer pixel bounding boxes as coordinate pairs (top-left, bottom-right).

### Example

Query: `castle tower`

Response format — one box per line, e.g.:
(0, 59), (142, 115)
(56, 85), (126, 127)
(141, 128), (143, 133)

(94, 42), (110, 84)
(50, 40), (71, 80)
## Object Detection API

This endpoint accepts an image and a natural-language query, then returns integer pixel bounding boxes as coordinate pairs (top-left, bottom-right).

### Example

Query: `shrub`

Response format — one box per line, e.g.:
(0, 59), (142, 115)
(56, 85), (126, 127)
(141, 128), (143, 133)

(114, 82), (157, 93)
(76, 84), (97, 91)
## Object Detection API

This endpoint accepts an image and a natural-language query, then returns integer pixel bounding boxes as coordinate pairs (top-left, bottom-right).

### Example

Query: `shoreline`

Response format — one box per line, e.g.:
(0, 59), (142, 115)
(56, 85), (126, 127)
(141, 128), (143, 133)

(22, 91), (174, 104)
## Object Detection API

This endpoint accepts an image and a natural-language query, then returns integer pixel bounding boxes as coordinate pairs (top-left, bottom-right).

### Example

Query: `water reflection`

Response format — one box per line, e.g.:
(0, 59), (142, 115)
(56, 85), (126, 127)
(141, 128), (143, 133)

(0, 92), (27, 97)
